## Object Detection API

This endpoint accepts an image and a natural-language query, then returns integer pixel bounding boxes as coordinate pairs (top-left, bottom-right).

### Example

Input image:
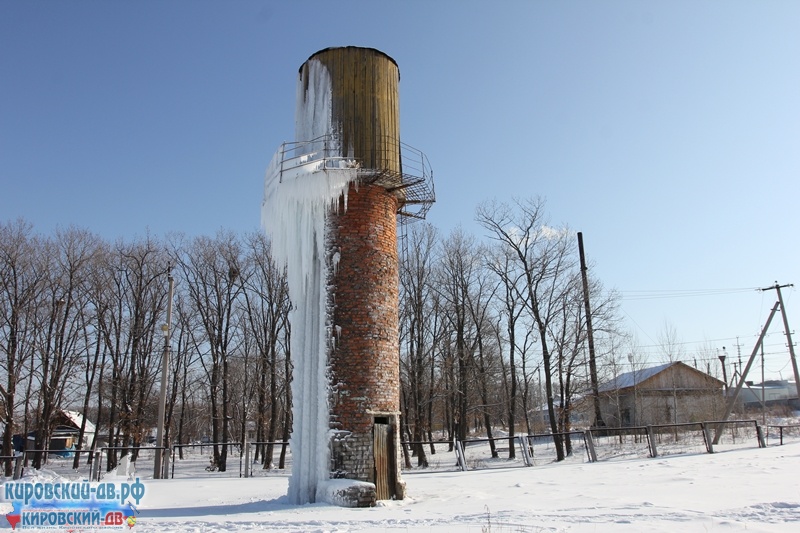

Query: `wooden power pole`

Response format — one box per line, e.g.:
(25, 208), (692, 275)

(577, 232), (604, 427)
(713, 301), (779, 444)
(713, 281), (798, 443)
(762, 282), (800, 399)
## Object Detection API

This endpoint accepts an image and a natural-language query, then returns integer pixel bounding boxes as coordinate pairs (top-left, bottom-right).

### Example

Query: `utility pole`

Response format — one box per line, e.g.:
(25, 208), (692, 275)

(713, 301), (779, 444)
(537, 366), (543, 432)
(628, 354), (636, 427)
(154, 273), (175, 479)
(761, 282), (800, 399)
(577, 232), (604, 427)
(761, 340), (766, 425)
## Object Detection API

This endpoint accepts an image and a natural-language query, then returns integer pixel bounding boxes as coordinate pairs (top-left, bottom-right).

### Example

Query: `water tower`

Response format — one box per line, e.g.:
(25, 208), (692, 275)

(262, 46), (434, 506)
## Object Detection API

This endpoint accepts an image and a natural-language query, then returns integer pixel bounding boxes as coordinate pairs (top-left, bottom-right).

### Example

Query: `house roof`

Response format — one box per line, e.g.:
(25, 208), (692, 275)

(597, 361), (724, 393)
(59, 410), (96, 434)
(598, 362), (672, 393)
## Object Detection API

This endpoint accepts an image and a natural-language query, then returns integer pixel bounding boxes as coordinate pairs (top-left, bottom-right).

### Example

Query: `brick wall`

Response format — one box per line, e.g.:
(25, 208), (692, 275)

(327, 183), (402, 492)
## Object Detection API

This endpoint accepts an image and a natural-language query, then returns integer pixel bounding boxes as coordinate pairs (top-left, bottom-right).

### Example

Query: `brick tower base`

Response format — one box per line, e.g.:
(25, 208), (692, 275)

(327, 183), (405, 502)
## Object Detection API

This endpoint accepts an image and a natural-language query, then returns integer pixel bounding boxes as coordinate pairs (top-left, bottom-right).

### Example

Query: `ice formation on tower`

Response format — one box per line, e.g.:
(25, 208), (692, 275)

(261, 59), (357, 505)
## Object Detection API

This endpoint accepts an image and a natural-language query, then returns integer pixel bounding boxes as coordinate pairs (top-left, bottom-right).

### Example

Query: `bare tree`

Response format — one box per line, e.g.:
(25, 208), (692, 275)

(477, 198), (576, 461)
(437, 228), (481, 444)
(549, 271), (587, 453)
(73, 240), (113, 469)
(519, 331), (542, 435)
(97, 236), (170, 469)
(164, 288), (207, 459)
(32, 228), (99, 468)
(240, 232), (290, 469)
(486, 242), (527, 458)
(399, 223), (439, 467)
(598, 335), (633, 428)
(657, 320), (685, 363)
(465, 241), (501, 457)
(170, 294), (204, 458)
(0, 220), (46, 475)
(176, 231), (244, 472)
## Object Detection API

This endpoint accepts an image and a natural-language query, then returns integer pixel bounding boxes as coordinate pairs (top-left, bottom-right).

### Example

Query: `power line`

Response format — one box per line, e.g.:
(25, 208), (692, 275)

(632, 332), (787, 350)
(619, 287), (759, 301)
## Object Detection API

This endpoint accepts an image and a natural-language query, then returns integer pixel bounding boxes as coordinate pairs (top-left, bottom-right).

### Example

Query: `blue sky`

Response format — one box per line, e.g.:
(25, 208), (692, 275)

(2, 1), (799, 379)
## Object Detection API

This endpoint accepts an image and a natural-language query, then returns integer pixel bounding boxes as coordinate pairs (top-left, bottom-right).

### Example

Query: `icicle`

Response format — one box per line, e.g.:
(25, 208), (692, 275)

(261, 59), (358, 505)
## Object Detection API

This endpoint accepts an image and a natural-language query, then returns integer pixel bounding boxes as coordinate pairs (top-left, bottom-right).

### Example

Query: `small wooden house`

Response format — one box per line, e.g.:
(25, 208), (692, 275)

(12, 410), (96, 456)
(598, 361), (725, 427)
(56, 410), (96, 449)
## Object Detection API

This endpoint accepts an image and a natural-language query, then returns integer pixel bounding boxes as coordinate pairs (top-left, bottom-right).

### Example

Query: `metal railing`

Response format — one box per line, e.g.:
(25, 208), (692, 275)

(4, 419), (781, 482)
(273, 133), (435, 220)
(1, 448), (97, 480)
(765, 424), (800, 445)
(169, 441), (290, 479)
(97, 446), (170, 481)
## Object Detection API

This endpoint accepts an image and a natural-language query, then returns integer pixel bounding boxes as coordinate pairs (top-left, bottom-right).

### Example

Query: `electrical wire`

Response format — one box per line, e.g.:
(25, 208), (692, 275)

(619, 287), (759, 301)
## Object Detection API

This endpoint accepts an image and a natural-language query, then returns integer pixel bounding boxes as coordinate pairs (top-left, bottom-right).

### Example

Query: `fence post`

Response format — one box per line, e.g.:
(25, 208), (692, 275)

(517, 436), (531, 467)
(93, 451), (101, 482)
(163, 446), (171, 479)
(244, 438), (251, 478)
(755, 424), (766, 448)
(526, 435), (534, 466)
(454, 438), (467, 471)
(701, 423), (714, 454)
(13, 454), (24, 480)
(647, 426), (658, 458)
(584, 430), (597, 463)
(526, 435), (535, 465)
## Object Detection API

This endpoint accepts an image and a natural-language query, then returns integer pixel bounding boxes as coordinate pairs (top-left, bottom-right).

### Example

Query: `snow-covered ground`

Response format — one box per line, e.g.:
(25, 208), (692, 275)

(5, 439), (798, 532)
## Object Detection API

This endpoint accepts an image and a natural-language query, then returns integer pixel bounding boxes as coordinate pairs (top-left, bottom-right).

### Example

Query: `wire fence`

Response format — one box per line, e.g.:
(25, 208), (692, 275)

(3, 420), (798, 482)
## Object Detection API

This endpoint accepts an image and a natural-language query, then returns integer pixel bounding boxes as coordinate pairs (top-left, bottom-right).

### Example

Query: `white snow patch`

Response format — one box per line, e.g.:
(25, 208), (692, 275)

(315, 478), (375, 507)
(73, 441), (800, 532)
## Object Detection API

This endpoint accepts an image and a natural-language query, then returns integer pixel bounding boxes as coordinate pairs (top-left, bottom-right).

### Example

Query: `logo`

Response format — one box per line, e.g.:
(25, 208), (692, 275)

(2, 479), (145, 530)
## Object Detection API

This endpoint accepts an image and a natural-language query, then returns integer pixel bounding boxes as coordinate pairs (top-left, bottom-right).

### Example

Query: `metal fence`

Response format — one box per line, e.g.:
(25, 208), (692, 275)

(2, 419), (794, 482)
(402, 419), (771, 474)
(1, 449), (97, 481)
(589, 419), (766, 460)
(765, 424), (800, 446)
(168, 441), (291, 479)
(401, 431), (591, 474)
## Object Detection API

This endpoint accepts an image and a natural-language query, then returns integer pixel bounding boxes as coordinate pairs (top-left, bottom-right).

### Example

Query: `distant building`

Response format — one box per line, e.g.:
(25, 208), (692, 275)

(57, 410), (96, 449)
(598, 361), (725, 427)
(12, 410), (97, 456)
(732, 380), (799, 411)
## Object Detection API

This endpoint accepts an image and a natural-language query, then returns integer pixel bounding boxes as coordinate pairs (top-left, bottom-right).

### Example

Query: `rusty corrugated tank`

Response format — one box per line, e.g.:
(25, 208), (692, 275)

(300, 46), (401, 174)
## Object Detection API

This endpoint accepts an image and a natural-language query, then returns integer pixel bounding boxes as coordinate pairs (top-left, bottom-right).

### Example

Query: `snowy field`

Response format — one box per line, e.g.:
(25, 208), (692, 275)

(3, 436), (799, 532)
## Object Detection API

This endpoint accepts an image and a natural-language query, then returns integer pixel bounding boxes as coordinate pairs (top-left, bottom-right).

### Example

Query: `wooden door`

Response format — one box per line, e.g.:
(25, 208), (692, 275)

(373, 419), (395, 500)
